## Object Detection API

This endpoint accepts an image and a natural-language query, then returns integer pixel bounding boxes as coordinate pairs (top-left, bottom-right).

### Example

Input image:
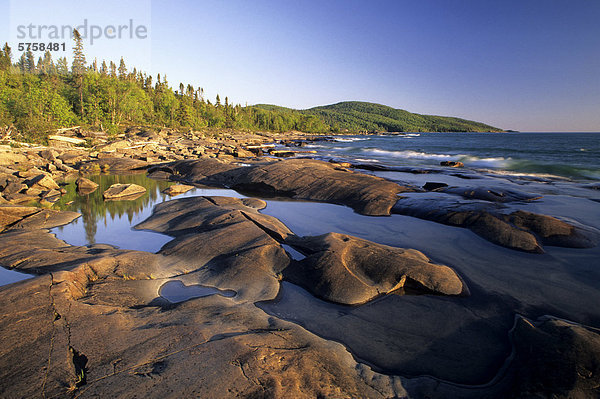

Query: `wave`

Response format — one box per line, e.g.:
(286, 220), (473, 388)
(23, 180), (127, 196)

(362, 149), (457, 160)
(458, 155), (510, 169)
(333, 137), (369, 142)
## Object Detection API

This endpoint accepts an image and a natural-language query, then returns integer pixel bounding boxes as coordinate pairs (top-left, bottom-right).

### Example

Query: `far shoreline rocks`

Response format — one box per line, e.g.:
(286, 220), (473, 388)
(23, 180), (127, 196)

(0, 126), (599, 398)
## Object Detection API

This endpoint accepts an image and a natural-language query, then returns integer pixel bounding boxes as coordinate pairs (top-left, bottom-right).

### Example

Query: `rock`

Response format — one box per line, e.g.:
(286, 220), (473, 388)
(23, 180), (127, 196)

(284, 232), (467, 305)
(76, 177), (99, 194)
(96, 139), (131, 152)
(441, 161), (464, 168)
(508, 316), (600, 398)
(162, 184), (194, 196)
(0, 205), (40, 232)
(103, 184), (147, 200)
(80, 157), (148, 173)
(58, 150), (88, 166)
(39, 149), (59, 161)
(233, 148), (255, 158)
(2, 181), (27, 196)
(423, 182), (448, 191)
(24, 174), (60, 190)
(0, 149), (27, 165)
(392, 198), (599, 252)
(443, 186), (542, 203)
(0, 173), (19, 191)
(163, 158), (412, 216)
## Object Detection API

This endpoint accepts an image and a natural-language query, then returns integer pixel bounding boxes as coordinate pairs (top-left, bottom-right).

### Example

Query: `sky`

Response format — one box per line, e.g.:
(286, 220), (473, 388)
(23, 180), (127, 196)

(1, 0), (599, 131)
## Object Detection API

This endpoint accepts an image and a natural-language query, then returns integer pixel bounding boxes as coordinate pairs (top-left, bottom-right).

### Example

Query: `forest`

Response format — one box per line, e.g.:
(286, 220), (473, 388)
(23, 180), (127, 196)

(0, 34), (502, 143)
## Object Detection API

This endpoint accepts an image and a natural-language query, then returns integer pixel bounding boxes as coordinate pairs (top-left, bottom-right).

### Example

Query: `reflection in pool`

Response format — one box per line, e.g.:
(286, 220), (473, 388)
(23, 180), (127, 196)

(0, 267), (34, 287)
(160, 280), (236, 303)
(51, 174), (245, 252)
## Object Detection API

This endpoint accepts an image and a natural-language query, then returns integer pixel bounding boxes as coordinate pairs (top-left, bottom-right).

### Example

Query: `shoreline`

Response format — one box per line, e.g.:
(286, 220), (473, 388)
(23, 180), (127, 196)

(1, 127), (600, 398)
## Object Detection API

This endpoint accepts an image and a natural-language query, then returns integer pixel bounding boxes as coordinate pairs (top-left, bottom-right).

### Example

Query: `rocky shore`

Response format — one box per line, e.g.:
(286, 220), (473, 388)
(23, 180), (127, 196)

(1, 127), (599, 398)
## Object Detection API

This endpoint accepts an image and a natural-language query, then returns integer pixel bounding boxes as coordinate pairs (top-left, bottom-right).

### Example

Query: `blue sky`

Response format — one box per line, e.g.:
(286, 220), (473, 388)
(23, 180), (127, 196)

(1, 0), (599, 131)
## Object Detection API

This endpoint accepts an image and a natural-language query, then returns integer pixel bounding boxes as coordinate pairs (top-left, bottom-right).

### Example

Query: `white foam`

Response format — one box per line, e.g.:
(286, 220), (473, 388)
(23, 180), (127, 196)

(362, 149), (457, 160)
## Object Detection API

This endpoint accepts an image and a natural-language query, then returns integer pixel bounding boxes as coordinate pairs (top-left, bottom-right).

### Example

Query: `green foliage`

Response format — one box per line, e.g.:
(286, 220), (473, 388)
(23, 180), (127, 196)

(255, 101), (503, 133)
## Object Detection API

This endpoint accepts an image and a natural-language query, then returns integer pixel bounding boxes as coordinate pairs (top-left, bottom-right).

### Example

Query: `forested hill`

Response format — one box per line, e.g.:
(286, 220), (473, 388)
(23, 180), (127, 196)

(254, 101), (503, 133)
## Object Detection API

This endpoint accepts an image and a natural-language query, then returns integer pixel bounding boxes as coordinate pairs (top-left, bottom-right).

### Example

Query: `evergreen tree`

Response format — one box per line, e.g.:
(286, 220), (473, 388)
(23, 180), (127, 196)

(0, 43), (12, 71)
(25, 50), (35, 73)
(71, 29), (86, 75)
(215, 94), (221, 107)
(118, 57), (127, 78)
(100, 60), (108, 76)
(42, 51), (54, 74)
(71, 29), (86, 116)
(109, 61), (116, 77)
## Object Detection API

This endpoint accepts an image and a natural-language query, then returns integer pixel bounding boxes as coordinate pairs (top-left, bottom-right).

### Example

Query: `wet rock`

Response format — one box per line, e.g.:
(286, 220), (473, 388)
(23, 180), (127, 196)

(162, 184), (194, 196)
(103, 184), (147, 200)
(441, 161), (464, 168)
(508, 316), (600, 398)
(76, 177), (99, 194)
(284, 232), (467, 305)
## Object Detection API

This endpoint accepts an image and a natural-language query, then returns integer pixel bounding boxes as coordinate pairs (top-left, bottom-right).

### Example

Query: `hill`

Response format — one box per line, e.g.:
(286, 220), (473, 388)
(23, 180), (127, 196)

(254, 101), (503, 133)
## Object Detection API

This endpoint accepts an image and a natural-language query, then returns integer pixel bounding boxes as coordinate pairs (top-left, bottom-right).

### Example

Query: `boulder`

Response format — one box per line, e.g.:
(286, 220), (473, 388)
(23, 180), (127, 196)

(162, 184), (194, 196)
(76, 177), (99, 194)
(24, 174), (60, 190)
(284, 232), (467, 305)
(103, 184), (146, 200)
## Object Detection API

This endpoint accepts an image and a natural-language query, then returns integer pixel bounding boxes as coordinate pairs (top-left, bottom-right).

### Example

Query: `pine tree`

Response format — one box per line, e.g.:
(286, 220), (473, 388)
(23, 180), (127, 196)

(100, 60), (107, 76)
(71, 29), (86, 75)
(118, 57), (127, 78)
(215, 94), (221, 107)
(42, 51), (54, 74)
(109, 61), (116, 77)
(71, 29), (86, 116)
(25, 50), (35, 73)
(0, 43), (12, 71)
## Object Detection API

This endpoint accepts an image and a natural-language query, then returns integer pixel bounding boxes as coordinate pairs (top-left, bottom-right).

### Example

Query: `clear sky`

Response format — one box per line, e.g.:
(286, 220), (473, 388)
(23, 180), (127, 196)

(1, 0), (599, 131)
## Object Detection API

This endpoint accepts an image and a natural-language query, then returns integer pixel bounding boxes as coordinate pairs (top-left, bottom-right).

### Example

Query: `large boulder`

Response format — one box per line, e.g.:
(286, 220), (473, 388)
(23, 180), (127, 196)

(284, 232), (467, 305)
(103, 183), (146, 200)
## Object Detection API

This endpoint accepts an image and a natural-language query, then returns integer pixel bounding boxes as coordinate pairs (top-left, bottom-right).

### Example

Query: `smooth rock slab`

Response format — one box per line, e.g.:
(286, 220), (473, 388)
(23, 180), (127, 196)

(103, 183), (146, 200)
(284, 232), (468, 305)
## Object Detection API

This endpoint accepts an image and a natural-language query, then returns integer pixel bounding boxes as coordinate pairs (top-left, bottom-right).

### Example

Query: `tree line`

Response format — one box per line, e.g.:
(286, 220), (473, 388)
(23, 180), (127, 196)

(0, 33), (329, 143)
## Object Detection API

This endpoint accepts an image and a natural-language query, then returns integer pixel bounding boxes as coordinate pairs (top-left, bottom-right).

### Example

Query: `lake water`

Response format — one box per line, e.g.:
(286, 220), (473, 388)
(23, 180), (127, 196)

(305, 132), (600, 181)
